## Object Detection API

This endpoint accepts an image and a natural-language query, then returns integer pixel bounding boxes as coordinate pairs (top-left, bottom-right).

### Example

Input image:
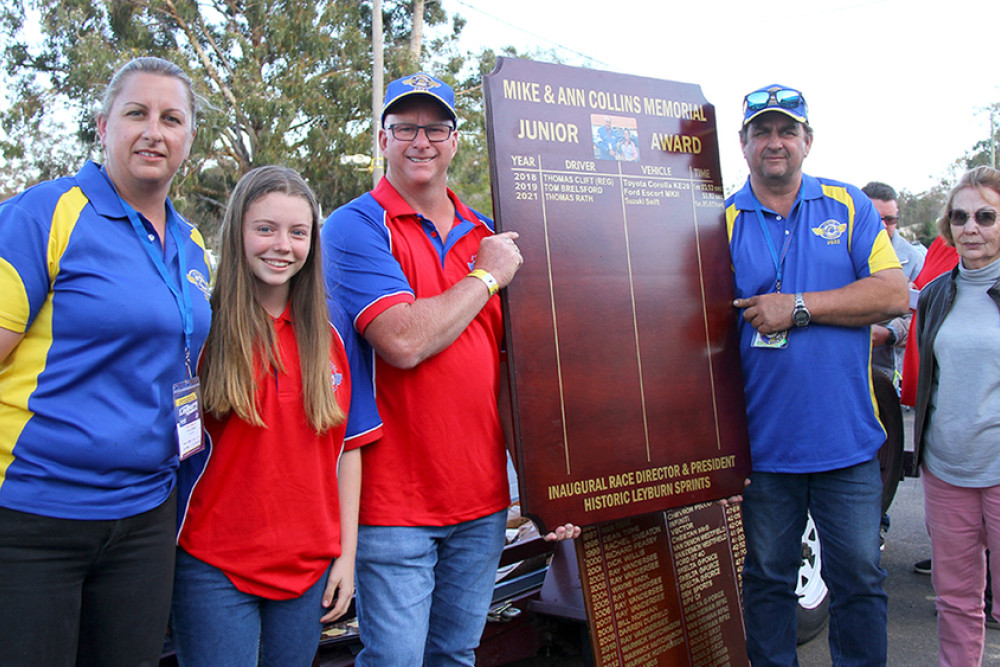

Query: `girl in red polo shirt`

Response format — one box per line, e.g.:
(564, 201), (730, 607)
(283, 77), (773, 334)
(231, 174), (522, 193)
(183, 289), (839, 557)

(171, 166), (380, 666)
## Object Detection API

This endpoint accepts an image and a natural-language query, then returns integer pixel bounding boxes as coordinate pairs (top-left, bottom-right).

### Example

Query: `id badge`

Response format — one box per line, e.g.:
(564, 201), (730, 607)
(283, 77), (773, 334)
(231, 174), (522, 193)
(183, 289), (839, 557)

(173, 378), (205, 460)
(752, 329), (789, 349)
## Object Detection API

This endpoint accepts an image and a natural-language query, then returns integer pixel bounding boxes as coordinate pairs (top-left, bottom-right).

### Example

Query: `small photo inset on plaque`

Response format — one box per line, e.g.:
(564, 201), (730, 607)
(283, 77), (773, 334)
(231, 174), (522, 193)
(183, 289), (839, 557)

(591, 114), (639, 162)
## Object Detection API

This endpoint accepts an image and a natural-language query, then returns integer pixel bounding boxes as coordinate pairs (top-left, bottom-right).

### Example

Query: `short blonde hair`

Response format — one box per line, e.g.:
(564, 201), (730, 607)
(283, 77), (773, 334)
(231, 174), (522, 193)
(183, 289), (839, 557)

(937, 166), (1000, 245)
(100, 57), (199, 127)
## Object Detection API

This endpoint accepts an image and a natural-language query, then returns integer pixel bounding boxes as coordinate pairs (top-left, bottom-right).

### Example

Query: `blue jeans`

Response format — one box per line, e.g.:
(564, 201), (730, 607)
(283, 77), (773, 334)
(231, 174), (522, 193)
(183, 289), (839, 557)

(170, 549), (329, 667)
(354, 510), (507, 667)
(742, 458), (887, 667)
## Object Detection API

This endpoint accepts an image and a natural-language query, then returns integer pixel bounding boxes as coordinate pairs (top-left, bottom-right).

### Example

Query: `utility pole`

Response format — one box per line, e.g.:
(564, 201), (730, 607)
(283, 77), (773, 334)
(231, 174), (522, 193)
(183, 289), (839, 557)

(991, 105), (996, 170)
(410, 0), (425, 65)
(371, 0), (384, 186)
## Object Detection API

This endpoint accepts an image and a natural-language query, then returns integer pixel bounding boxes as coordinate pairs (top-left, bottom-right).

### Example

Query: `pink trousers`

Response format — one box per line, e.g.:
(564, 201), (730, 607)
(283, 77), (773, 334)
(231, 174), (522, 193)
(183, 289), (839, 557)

(923, 466), (1000, 667)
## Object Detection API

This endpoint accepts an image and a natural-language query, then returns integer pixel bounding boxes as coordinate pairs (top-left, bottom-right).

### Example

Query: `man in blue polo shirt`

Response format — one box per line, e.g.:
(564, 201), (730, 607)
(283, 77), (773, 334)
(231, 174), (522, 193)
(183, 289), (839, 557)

(726, 84), (909, 666)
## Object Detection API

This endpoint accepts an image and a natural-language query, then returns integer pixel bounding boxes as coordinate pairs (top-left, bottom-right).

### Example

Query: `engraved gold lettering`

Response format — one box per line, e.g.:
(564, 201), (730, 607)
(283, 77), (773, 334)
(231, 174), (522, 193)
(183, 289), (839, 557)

(517, 119), (580, 143)
(502, 79), (541, 102)
(650, 132), (703, 154)
(556, 86), (586, 107)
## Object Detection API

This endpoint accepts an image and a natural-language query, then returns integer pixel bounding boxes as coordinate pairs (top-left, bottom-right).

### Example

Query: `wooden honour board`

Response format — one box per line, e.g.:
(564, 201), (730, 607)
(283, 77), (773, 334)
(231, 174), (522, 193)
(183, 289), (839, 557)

(483, 57), (751, 530)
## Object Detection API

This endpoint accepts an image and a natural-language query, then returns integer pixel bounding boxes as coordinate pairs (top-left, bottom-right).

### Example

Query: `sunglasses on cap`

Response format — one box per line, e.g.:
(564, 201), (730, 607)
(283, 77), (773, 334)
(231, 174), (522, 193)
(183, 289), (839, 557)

(744, 88), (805, 113)
(948, 208), (998, 227)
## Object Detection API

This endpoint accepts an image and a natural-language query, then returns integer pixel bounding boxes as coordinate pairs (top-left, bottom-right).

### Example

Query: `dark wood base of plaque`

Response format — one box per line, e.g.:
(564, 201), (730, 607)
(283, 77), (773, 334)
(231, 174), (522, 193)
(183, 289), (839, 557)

(576, 503), (748, 666)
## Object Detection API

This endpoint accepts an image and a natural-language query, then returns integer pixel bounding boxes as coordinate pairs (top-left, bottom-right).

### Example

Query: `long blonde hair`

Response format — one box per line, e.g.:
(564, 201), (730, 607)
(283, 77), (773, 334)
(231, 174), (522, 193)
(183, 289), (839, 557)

(200, 165), (344, 432)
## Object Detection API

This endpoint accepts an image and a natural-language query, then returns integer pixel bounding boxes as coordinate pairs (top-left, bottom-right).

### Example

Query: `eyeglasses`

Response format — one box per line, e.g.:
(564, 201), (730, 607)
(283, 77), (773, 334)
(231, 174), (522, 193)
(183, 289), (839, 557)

(744, 88), (805, 112)
(385, 123), (455, 142)
(948, 208), (998, 227)
(881, 216), (900, 225)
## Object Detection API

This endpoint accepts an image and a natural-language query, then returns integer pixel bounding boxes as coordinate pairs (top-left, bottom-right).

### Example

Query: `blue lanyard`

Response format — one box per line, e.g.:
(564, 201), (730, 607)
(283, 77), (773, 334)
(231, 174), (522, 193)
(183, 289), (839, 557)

(117, 193), (196, 378)
(752, 197), (800, 293)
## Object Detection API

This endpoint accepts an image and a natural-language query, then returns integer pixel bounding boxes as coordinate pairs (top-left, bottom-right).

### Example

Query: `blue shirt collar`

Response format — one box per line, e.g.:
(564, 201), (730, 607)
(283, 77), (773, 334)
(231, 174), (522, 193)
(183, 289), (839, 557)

(733, 173), (824, 213)
(77, 160), (183, 227)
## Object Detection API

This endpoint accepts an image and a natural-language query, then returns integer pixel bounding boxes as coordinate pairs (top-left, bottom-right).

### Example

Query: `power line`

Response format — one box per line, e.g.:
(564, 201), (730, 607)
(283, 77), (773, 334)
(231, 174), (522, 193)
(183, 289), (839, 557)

(449, 0), (609, 68)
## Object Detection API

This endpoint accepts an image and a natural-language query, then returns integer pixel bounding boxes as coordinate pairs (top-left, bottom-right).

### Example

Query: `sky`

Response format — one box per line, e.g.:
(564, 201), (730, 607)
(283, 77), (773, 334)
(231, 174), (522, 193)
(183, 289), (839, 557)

(441, 0), (999, 196)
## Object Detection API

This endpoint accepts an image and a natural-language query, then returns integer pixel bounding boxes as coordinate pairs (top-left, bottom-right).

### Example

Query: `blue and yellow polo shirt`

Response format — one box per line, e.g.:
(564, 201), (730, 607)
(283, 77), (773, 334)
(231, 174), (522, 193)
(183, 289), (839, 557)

(0, 161), (212, 519)
(725, 174), (901, 473)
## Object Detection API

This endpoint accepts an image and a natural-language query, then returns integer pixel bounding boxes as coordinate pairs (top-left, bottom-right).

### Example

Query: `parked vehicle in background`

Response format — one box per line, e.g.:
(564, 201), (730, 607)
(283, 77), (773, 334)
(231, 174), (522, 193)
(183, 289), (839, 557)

(796, 368), (904, 644)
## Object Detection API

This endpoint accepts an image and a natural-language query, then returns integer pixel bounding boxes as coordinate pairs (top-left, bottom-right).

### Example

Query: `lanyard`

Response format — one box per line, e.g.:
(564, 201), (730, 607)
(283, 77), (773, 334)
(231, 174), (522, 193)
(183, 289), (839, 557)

(752, 197), (800, 293)
(117, 193), (196, 378)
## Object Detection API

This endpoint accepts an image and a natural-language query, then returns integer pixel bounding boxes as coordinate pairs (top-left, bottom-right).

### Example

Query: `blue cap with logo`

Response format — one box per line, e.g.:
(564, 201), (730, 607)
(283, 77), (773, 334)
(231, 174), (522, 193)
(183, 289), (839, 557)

(742, 84), (808, 127)
(382, 73), (457, 125)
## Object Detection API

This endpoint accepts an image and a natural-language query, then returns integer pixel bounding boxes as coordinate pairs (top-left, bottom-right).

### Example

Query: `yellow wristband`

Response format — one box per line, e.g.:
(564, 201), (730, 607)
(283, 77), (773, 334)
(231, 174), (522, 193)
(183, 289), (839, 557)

(467, 269), (499, 297)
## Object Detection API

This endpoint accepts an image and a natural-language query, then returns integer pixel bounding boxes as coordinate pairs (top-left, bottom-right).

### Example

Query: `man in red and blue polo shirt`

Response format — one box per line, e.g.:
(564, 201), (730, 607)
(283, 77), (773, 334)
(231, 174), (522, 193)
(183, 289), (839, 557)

(322, 73), (578, 666)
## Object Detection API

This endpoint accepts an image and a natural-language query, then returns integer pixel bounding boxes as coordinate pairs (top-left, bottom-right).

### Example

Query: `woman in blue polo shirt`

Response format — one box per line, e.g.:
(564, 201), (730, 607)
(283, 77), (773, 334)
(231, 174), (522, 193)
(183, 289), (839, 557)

(0, 56), (212, 665)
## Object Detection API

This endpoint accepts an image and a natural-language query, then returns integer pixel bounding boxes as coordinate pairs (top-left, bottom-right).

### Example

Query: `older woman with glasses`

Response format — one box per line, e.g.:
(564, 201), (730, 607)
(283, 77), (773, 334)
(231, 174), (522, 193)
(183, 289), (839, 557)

(913, 165), (1000, 666)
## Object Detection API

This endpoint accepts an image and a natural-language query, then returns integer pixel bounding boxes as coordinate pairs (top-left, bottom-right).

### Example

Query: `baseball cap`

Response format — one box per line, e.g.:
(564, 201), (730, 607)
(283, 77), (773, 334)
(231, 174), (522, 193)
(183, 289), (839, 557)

(381, 73), (457, 125)
(742, 85), (808, 127)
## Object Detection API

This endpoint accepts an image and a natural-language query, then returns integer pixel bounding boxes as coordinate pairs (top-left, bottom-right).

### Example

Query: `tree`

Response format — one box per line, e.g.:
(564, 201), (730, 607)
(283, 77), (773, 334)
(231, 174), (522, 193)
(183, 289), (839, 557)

(898, 183), (948, 246)
(963, 102), (1000, 171)
(0, 0), (472, 241)
(445, 45), (568, 218)
(897, 104), (1000, 247)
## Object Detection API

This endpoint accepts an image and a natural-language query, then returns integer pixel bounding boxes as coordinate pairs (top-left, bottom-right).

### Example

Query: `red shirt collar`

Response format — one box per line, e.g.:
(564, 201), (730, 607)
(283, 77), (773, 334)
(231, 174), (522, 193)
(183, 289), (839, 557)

(371, 177), (482, 228)
(272, 301), (294, 326)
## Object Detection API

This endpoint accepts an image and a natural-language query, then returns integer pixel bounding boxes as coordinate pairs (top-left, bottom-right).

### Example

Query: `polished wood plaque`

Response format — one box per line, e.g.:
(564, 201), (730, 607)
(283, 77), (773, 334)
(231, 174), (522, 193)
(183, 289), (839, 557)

(483, 57), (751, 530)
(577, 503), (748, 666)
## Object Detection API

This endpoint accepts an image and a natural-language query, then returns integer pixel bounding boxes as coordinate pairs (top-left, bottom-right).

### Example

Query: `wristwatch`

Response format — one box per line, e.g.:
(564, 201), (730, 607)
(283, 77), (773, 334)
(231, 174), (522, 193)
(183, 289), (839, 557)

(792, 293), (811, 327)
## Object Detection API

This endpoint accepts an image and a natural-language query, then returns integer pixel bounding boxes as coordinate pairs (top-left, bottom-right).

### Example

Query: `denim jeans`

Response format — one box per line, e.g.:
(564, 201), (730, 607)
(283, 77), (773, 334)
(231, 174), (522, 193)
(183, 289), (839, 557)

(354, 510), (507, 667)
(742, 458), (888, 667)
(170, 549), (329, 667)
(0, 493), (175, 667)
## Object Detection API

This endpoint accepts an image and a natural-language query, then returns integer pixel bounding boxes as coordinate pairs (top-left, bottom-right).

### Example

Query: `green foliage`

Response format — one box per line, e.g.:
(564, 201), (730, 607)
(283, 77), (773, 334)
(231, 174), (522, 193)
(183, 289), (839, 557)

(898, 183), (948, 246)
(446, 46), (564, 219)
(443, 48), (497, 217)
(898, 106), (1000, 247)
(962, 103), (1000, 172)
(0, 0), (466, 241)
(0, 0), (567, 237)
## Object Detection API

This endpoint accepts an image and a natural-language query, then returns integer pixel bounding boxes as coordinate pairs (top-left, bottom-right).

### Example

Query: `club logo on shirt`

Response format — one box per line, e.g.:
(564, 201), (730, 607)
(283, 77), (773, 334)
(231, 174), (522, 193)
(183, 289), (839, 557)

(468, 254), (477, 271)
(811, 219), (846, 244)
(330, 362), (343, 389)
(187, 269), (211, 300)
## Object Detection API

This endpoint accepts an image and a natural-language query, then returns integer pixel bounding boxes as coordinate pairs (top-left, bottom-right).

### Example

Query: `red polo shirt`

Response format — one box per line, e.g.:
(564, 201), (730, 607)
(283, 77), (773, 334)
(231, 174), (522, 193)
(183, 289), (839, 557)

(179, 305), (380, 598)
(322, 178), (510, 527)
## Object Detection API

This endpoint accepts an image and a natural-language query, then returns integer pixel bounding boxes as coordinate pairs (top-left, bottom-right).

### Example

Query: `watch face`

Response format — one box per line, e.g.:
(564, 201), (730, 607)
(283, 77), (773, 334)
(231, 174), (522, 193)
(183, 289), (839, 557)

(793, 309), (810, 326)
